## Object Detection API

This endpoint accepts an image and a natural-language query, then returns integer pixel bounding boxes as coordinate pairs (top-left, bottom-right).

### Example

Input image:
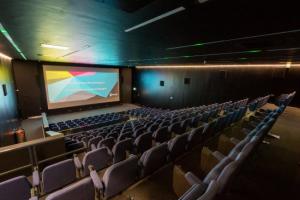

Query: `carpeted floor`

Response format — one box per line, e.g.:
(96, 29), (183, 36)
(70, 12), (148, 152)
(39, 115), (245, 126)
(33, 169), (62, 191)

(227, 105), (300, 199)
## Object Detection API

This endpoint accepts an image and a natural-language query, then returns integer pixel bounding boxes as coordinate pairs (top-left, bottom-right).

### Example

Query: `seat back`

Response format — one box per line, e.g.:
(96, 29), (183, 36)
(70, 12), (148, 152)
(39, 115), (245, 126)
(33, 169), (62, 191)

(139, 143), (169, 177)
(188, 126), (205, 149)
(153, 126), (171, 143)
(0, 176), (31, 200)
(216, 161), (238, 194)
(46, 178), (94, 200)
(42, 159), (77, 194)
(134, 132), (153, 154)
(178, 184), (206, 200)
(112, 138), (133, 164)
(98, 137), (115, 150)
(82, 147), (112, 176)
(168, 134), (188, 160)
(197, 180), (219, 200)
(103, 155), (138, 198)
(87, 136), (102, 149)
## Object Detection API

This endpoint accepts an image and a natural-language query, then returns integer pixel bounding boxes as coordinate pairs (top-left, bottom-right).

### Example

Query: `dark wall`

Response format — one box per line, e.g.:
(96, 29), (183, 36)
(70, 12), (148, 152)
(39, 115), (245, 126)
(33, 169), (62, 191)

(13, 60), (42, 118)
(12, 60), (133, 117)
(0, 57), (19, 146)
(120, 68), (132, 103)
(134, 66), (300, 109)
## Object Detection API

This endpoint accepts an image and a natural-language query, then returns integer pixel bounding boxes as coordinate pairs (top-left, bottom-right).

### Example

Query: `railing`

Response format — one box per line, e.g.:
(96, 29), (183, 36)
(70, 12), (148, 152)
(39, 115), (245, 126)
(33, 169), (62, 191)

(0, 134), (87, 179)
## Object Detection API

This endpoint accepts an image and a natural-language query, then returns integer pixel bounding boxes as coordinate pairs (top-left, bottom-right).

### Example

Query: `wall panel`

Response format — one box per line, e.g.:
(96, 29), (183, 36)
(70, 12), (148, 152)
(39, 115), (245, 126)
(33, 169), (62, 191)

(134, 66), (299, 108)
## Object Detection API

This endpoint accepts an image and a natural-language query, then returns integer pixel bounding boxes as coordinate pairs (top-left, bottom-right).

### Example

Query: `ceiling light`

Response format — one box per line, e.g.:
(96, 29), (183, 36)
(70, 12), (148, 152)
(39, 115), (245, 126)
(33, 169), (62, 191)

(0, 52), (12, 60)
(286, 61), (292, 68)
(125, 6), (186, 32)
(41, 43), (69, 50)
(0, 23), (27, 60)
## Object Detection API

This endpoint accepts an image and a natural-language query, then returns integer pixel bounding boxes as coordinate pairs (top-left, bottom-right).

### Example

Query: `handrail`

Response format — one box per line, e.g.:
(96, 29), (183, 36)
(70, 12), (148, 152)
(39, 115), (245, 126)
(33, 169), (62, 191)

(38, 147), (86, 165)
(0, 164), (32, 178)
(0, 135), (64, 154)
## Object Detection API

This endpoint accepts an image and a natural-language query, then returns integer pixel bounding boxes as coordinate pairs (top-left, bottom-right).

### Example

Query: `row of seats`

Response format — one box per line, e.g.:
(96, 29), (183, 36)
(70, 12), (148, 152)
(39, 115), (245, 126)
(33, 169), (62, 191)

(177, 105), (286, 200)
(31, 101), (250, 199)
(0, 95), (274, 200)
(49, 112), (128, 132)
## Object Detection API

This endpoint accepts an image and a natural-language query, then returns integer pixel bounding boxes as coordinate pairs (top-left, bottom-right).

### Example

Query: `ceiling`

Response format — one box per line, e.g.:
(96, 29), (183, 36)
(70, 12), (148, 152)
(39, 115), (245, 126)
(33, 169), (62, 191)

(1, 0), (300, 66)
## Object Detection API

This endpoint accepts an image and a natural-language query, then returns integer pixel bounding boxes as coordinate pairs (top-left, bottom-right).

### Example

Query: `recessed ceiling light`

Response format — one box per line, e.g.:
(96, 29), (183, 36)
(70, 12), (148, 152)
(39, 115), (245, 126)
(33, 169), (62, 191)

(0, 23), (26, 60)
(41, 43), (69, 50)
(125, 6), (186, 32)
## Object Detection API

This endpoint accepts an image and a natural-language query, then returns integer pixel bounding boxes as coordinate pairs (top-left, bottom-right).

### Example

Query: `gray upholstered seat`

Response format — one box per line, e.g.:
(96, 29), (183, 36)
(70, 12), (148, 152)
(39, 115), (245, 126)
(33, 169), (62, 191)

(82, 147), (112, 176)
(45, 178), (94, 200)
(41, 159), (77, 194)
(168, 134), (188, 160)
(90, 155), (139, 199)
(203, 157), (231, 185)
(153, 126), (171, 143)
(97, 137), (115, 150)
(0, 176), (32, 200)
(133, 132), (153, 154)
(139, 143), (169, 177)
(112, 138), (132, 164)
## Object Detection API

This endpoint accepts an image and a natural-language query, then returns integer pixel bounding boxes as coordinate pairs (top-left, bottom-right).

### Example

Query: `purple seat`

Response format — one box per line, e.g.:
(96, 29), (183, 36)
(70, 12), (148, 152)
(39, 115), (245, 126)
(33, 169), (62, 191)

(133, 132), (153, 154)
(187, 126), (205, 149)
(139, 143), (169, 177)
(153, 126), (171, 143)
(82, 147), (112, 176)
(97, 137), (115, 150)
(90, 155), (139, 199)
(46, 178), (94, 200)
(168, 122), (185, 135)
(117, 132), (132, 142)
(42, 159), (77, 194)
(88, 136), (103, 150)
(112, 138), (133, 164)
(168, 134), (188, 160)
(0, 176), (32, 200)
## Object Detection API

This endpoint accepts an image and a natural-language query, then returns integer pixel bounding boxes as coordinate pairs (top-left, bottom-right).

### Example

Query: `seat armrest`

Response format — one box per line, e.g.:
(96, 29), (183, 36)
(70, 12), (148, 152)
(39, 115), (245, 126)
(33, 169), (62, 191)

(32, 168), (40, 187)
(91, 144), (97, 151)
(90, 169), (104, 192)
(185, 172), (203, 186)
(73, 154), (82, 170)
(230, 137), (240, 145)
(212, 151), (226, 161)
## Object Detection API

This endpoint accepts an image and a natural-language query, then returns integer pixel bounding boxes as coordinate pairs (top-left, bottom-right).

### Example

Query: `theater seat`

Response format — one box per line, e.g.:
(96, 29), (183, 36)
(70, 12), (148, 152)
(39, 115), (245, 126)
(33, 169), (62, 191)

(90, 155), (139, 199)
(82, 147), (112, 176)
(168, 134), (188, 160)
(111, 138), (133, 164)
(46, 178), (94, 200)
(33, 159), (77, 194)
(133, 132), (153, 154)
(153, 126), (172, 143)
(139, 143), (169, 177)
(97, 137), (115, 150)
(0, 176), (32, 200)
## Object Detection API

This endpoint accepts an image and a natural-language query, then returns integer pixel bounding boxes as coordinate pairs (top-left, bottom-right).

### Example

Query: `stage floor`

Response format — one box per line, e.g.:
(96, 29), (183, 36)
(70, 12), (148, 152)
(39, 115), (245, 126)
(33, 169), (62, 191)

(22, 103), (139, 141)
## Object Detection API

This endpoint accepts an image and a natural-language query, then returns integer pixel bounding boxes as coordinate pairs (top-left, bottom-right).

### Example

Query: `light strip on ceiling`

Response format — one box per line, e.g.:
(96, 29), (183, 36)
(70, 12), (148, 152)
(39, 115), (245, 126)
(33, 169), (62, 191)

(0, 52), (12, 60)
(0, 23), (27, 60)
(167, 29), (300, 50)
(125, 6), (186, 32)
(136, 64), (300, 69)
(41, 43), (69, 50)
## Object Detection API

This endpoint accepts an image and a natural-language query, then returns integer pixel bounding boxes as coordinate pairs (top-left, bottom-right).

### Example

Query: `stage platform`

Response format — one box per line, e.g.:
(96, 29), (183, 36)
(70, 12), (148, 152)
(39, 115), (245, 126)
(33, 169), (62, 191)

(22, 103), (139, 141)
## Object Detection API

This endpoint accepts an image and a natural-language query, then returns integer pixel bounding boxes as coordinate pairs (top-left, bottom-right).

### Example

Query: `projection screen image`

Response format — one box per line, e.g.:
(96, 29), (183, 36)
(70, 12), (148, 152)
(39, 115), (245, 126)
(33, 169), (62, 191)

(43, 65), (120, 109)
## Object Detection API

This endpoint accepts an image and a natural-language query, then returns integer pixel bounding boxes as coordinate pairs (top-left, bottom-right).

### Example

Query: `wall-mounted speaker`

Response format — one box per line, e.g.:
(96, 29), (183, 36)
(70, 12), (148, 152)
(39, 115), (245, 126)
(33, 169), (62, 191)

(184, 78), (191, 85)
(2, 84), (7, 96)
(160, 80), (165, 86)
